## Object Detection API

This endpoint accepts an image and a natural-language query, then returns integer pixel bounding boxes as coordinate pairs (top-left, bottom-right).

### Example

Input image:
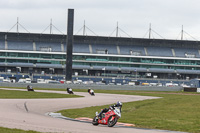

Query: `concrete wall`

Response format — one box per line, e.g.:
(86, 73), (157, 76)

(0, 82), (183, 92)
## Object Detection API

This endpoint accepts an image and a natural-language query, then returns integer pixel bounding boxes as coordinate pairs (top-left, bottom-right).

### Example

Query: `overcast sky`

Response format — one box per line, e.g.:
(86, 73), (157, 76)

(0, 0), (200, 40)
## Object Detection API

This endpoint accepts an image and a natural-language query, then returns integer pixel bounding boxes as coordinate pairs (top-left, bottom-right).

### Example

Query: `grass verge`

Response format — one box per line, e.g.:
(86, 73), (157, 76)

(57, 90), (200, 133)
(0, 86), (66, 91)
(0, 127), (40, 133)
(0, 89), (82, 99)
(0, 88), (81, 133)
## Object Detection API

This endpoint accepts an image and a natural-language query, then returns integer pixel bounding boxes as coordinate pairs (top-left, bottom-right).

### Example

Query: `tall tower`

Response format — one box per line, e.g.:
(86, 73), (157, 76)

(66, 9), (74, 81)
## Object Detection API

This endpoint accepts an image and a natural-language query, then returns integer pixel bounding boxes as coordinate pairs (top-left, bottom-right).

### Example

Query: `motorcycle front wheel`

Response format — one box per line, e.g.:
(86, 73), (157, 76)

(107, 116), (118, 127)
(92, 116), (99, 126)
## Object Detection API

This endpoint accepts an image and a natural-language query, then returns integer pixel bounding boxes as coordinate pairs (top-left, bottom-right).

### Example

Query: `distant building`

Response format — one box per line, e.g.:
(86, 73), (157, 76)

(0, 31), (200, 79)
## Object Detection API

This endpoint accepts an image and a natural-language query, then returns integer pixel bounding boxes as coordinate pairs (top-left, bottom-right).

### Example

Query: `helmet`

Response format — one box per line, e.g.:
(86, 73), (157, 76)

(116, 101), (122, 107)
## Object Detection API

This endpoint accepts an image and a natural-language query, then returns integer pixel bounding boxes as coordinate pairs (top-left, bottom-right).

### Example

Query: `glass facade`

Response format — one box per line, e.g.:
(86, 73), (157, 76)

(0, 51), (200, 70)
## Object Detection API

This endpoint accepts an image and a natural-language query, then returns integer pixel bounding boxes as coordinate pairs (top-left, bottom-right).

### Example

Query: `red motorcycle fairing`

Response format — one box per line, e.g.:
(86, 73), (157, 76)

(97, 110), (117, 125)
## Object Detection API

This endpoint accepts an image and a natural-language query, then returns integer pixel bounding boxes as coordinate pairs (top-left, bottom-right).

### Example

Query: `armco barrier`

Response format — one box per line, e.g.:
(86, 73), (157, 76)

(0, 82), (183, 91)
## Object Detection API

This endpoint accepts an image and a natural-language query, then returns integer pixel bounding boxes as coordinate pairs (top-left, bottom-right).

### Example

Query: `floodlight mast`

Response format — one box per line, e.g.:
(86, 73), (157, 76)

(149, 23), (151, 39)
(66, 9), (74, 82)
(17, 17), (19, 33)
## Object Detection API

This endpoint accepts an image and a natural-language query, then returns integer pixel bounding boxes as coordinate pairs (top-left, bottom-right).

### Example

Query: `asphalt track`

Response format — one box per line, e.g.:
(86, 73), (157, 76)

(0, 88), (186, 133)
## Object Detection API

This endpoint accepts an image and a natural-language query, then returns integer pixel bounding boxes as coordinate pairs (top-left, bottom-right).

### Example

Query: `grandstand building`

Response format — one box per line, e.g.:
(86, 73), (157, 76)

(0, 31), (200, 80)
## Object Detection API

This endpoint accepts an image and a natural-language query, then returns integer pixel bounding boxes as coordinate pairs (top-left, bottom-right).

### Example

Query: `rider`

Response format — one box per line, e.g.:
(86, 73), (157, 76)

(88, 88), (94, 94)
(98, 101), (122, 120)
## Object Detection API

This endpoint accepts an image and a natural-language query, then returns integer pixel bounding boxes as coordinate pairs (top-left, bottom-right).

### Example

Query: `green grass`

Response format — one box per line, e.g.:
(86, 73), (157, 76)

(0, 86), (67, 91)
(0, 88), (81, 133)
(0, 127), (40, 133)
(57, 90), (200, 133)
(1, 87), (200, 132)
(0, 89), (82, 99)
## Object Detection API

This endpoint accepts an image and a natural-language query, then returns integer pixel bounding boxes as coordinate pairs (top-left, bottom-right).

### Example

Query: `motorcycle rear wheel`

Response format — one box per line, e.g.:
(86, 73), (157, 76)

(107, 116), (118, 127)
(92, 116), (99, 126)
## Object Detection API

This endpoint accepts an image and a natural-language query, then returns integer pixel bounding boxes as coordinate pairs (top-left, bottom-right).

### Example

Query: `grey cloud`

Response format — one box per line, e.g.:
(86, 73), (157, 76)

(0, 0), (200, 40)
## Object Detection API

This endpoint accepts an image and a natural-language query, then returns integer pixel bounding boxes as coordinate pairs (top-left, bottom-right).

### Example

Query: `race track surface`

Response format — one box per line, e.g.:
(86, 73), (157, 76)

(0, 88), (185, 133)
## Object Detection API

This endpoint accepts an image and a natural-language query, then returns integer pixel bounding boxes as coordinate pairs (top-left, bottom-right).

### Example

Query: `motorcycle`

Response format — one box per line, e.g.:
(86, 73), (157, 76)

(92, 107), (121, 127)
(90, 91), (95, 96)
(27, 85), (34, 91)
(67, 88), (74, 94)
(88, 89), (95, 96)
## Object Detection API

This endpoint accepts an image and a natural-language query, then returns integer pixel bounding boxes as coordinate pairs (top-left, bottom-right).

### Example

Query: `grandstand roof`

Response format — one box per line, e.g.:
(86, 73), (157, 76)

(1, 32), (200, 49)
